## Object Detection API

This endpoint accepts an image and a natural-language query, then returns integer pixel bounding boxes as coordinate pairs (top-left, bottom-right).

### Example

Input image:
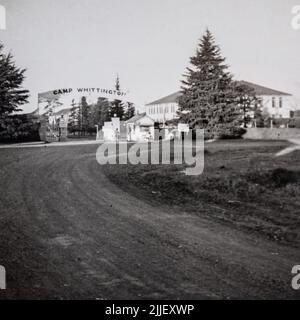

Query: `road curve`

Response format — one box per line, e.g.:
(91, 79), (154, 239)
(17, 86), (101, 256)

(0, 144), (299, 299)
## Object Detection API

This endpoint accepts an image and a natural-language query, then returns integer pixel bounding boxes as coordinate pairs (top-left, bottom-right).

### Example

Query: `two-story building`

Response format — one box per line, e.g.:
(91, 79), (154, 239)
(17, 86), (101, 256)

(146, 91), (182, 123)
(145, 81), (296, 123)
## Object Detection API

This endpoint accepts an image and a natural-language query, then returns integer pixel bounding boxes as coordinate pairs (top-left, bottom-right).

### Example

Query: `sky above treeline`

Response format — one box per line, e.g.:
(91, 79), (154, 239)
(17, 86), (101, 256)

(1, 0), (300, 112)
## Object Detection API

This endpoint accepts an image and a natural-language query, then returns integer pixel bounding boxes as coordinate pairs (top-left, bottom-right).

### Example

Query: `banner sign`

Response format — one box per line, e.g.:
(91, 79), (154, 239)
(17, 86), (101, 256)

(38, 87), (131, 116)
(37, 86), (135, 134)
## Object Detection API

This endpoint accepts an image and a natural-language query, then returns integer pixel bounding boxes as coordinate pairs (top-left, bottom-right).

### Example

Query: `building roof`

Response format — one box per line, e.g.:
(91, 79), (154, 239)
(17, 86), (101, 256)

(126, 112), (146, 123)
(146, 82), (292, 106)
(126, 112), (154, 124)
(146, 91), (181, 106)
(53, 108), (72, 116)
(237, 81), (292, 96)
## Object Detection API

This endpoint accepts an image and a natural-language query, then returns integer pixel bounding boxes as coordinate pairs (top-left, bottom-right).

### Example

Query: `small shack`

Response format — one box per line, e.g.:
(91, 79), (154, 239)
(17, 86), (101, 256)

(126, 113), (155, 142)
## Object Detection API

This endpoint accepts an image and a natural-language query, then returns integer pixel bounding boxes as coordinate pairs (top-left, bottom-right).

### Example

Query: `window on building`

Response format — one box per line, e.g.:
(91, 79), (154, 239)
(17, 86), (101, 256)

(272, 97), (276, 108)
(290, 111), (295, 118)
(279, 97), (283, 108)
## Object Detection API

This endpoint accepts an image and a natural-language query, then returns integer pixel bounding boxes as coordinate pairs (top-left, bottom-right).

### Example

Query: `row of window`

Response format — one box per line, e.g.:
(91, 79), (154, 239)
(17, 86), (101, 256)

(148, 105), (177, 115)
(147, 98), (284, 116)
(272, 97), (283, 108)
(257, 97), (283, 108)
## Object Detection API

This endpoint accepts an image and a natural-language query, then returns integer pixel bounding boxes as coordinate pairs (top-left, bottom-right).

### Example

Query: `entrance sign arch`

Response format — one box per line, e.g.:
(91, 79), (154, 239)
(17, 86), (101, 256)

(38, 87), (135, 142)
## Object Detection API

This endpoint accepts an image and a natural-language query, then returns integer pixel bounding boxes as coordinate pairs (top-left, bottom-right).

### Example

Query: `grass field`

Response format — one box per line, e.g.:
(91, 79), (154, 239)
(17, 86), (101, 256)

(103, 139), (300, 247)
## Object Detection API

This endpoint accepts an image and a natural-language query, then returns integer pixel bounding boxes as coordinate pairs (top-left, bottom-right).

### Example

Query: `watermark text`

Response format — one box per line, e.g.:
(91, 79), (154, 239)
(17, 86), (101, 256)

(0, 265), (6, 290)
(292, 5), (300, 30)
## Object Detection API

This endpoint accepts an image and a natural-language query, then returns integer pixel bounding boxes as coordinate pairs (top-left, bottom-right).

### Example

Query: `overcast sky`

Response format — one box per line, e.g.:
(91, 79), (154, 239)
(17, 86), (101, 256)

(1, 0), (300, 112)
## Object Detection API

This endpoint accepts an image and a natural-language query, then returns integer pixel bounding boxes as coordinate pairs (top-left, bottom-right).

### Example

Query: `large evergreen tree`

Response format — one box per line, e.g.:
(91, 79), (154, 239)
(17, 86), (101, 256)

(178, 30), (243, 139)
(0, 42), (29, 125)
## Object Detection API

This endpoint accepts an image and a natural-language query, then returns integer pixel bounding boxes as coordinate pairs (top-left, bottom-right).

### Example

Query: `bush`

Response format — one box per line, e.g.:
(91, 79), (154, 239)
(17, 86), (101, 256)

(218, 127), (247, 139)
(0, 114), (40, 143)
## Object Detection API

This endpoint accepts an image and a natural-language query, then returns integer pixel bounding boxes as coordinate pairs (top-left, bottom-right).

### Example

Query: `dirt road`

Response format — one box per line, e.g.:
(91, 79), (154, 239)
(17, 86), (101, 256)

(0, 144), (299, 299)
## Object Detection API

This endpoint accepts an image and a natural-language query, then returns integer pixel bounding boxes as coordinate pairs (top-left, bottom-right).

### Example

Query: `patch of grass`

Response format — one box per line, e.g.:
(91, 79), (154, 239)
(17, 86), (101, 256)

(103, 140), (300, 246)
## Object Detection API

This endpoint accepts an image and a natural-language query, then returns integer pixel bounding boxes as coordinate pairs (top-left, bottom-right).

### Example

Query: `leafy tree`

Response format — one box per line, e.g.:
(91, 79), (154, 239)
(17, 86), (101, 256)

(124, 102), (135, 120)
(178, 30), (243, 139)
(0, 42), (29, 128)
(253, 102), (265, 128)
(234, 82), (257, 128)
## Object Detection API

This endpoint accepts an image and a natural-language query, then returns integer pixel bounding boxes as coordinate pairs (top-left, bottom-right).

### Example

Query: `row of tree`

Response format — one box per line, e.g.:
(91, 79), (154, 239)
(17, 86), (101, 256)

(68, 77), (135, 135)
(0, 39), (136, 140)
(177, 30), (264, 139)
(0, 32), (289, 142)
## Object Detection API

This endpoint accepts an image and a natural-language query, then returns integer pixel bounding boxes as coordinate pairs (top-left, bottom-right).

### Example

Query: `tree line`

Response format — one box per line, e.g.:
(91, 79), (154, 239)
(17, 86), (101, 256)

(0, 40), (136, 141)
(68, 77), (135, 136)
(0, 33), (297, 143)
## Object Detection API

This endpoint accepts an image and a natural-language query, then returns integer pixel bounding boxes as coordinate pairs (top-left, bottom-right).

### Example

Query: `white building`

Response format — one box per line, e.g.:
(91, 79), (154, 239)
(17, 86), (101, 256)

(126, 113), (155, 141)
(238, 81), (295, 119)
(145, 81), (297, 122)
(146, 92), (181, 123)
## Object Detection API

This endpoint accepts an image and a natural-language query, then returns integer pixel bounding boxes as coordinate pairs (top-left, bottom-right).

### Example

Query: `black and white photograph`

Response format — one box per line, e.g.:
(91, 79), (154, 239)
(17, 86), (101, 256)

(0, 0), (300, 306)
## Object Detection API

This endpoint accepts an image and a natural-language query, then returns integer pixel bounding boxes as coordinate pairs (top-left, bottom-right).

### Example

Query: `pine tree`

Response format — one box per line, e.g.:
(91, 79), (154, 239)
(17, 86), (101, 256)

(178, 30), (243, 139)
(80, 96), (90, 134)
(96, 97), (110, 127)
(109, 75), (124, 119)
(68, 99), (79, 133)
(0, 42), (29, 125)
